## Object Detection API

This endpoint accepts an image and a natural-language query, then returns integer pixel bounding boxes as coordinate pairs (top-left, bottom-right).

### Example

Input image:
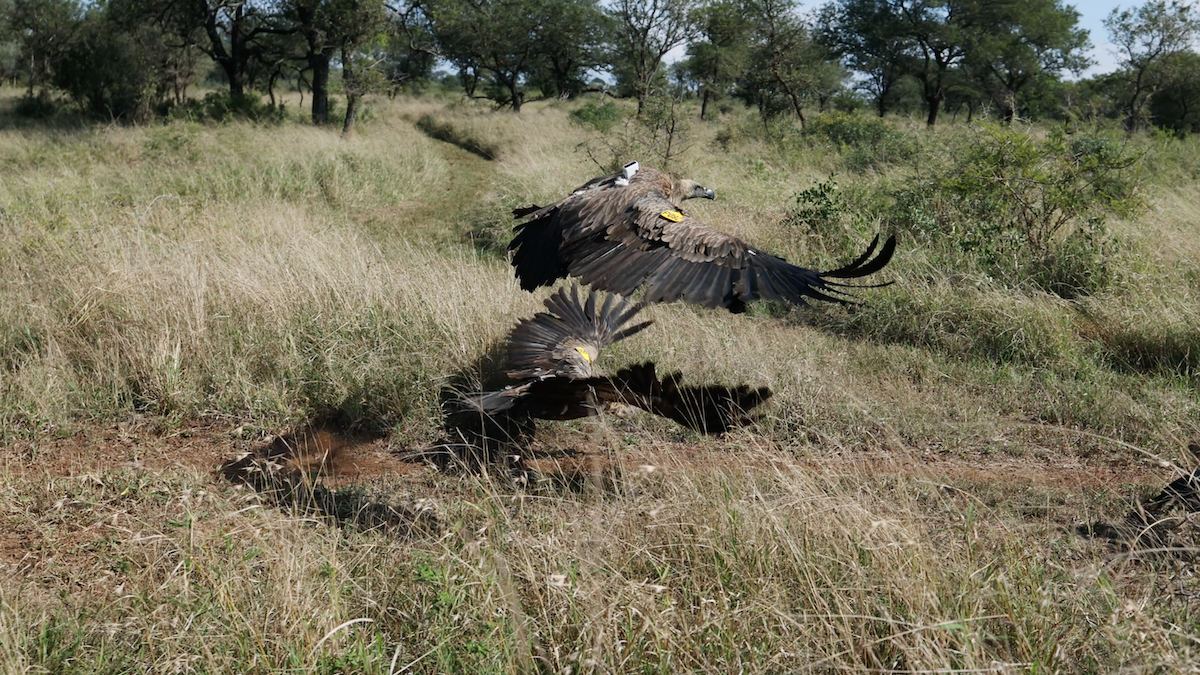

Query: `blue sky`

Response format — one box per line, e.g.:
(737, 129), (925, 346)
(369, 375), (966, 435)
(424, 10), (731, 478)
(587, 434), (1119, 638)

(1076, 0), (1128, 76)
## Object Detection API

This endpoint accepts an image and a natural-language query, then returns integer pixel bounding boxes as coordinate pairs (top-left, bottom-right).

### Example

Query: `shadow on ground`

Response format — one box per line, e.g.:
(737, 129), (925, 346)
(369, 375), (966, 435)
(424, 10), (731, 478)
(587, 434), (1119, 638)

(219, 428), (436, 534)
(1078, 444), (1200, 555)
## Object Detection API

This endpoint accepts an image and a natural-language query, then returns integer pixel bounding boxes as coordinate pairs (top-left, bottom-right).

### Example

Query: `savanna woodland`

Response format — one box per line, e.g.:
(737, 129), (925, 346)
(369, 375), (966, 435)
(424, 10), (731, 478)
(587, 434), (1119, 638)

(3, 0), (1200, 671)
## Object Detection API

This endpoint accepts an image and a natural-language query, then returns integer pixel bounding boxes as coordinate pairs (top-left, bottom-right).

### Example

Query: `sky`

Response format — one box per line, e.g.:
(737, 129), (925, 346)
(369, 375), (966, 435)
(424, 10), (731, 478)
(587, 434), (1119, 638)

(1076, 0), (1129, 77)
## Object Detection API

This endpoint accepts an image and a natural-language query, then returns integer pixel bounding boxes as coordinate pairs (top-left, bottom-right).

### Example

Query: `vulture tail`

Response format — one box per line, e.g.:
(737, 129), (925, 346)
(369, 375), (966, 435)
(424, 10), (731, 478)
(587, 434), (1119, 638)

(511, 204), (544, 219)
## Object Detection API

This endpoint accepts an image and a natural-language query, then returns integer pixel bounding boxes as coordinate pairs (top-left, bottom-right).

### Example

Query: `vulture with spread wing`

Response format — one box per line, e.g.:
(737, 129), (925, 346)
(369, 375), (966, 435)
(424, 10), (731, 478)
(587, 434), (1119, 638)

(509, 163), (896, 313)
(437, 285), (773, 465)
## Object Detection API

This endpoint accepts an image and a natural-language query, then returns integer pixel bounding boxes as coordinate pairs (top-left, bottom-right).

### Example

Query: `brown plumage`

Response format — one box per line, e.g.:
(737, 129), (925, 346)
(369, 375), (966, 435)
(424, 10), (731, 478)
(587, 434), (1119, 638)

(506, 284), (651, 381)
(442, 285), (772, 459)
(509, 165), (896, 313)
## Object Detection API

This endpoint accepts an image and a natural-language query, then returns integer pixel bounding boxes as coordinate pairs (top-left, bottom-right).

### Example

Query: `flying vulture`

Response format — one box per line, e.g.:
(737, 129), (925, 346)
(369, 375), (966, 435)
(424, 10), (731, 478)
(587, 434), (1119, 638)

(437, 285), (774, 466)
(509, 162), (896, 313)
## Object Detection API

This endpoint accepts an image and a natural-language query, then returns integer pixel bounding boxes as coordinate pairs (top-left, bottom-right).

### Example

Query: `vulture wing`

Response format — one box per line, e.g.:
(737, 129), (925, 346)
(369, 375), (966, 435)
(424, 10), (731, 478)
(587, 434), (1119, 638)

(509, 170), (631, 290)
(510, 167), (895, 313)
(506, 284), (652, 381)
(562, 191), (896, 313)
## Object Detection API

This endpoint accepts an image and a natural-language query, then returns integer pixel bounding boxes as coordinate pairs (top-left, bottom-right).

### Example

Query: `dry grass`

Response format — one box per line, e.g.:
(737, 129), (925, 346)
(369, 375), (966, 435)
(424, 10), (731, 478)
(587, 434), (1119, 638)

(1, 443), (1194, 674)
(2, 92), (1200, 672)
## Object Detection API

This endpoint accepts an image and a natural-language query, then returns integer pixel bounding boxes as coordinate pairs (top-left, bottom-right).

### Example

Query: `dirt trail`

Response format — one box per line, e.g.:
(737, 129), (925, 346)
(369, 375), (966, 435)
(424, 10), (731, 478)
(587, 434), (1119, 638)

(391, 125), (500, 242)
(1, 417), (1170, 500)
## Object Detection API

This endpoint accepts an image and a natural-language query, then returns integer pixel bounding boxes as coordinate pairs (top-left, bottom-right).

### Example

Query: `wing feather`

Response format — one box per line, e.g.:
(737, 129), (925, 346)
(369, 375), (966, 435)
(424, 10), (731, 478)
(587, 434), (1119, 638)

(506, 284), (651, 381)
(509, 166), (895, 312)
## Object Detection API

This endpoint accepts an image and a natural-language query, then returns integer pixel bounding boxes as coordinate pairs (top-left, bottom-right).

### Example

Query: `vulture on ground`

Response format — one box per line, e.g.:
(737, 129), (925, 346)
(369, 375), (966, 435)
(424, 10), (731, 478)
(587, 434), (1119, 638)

(437, 285), (773, 466)
(509, 163), (896, 313)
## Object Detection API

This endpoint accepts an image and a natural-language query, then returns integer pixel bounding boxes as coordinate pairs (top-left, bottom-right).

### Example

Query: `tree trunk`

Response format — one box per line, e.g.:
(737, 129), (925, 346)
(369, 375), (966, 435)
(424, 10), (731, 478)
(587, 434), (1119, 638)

(772, 66), (806, 129)
(925, 95), (941, 127)
(342, 46), (359, 135)
(701, 89), (710, 120)
(343, 94), (360, 135)
(509, 81), (524, 112)
(227, 67), (245, 98)
(311, 53), (331, 126)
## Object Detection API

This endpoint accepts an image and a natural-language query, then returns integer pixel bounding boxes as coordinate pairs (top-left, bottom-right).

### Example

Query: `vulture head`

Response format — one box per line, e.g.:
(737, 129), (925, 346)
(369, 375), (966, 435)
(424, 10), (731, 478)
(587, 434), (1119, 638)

(676, 178), (716, 203)
(548, 339), (599, 380)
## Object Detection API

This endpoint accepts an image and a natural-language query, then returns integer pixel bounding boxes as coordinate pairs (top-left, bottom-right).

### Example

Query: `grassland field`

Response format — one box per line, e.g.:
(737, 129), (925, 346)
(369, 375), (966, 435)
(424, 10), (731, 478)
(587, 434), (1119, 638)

(1, 88), (1200, 672)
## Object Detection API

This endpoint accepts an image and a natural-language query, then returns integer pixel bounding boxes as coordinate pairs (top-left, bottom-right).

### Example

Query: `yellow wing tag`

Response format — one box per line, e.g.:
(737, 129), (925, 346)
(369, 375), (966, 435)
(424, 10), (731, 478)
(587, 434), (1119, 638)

(660, 210), (685, 222)
(574, 346), (593, 363)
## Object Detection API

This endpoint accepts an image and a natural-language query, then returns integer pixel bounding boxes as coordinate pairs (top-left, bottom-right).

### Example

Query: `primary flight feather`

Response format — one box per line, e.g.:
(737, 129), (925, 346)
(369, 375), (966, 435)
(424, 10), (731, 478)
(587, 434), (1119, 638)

(509, 165), (896, 313)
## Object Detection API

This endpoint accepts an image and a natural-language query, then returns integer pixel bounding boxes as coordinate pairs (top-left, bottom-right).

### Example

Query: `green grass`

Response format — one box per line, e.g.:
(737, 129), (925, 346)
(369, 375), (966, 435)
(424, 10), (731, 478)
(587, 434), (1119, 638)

(2, 92), (1200, 672)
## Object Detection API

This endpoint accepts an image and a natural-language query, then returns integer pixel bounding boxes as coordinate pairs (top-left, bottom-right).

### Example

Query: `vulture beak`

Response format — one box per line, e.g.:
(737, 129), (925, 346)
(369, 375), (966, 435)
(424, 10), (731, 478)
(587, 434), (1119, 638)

(702, 187), (715, 200)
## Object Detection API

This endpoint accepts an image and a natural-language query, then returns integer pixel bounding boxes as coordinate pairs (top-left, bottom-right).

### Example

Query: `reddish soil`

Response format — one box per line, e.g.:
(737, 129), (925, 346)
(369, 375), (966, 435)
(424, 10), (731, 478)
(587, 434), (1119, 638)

(0, 419), (1176, 494)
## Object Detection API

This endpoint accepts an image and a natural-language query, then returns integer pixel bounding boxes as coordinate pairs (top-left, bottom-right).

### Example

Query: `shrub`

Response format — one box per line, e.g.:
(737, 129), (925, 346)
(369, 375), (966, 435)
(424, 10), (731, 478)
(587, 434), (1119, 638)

(167, 92), (285, 124)
(803, 112), (919, 171)
(781, 175), (868, 260)
(883, 124), (1142, 298)
(570, 100), (622, 133)
(13, 92), (59, 119)
(578, 95), (691, 172)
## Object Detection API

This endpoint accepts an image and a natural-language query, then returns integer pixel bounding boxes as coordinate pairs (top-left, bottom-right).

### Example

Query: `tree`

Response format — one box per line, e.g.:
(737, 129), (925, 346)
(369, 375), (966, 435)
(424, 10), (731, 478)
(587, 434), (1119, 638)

(378, 8), (436, 95)
(685, 0), (751, 119)
(9, 0), (80, 96)
(819, 0), (976, 126)
(606, 0), (695, 115)
(0, 0), (21, 86)
(526, 0), (606, 99)
(1150, 49), (1200, 133)
(50, 8), (153, 119)
(337, 0), (388, 134)
(192, 0), (288, 99)
(1105, 0), (1200, 131)
(108, 0), (207, 106)
(289, 0), (343, 124)
(421, 0), (548, 111)
(891, 0), (972, 127)
(962, 0), (1089, 122)
(739, 0), (843, 127)
(816, 0), (911, 117)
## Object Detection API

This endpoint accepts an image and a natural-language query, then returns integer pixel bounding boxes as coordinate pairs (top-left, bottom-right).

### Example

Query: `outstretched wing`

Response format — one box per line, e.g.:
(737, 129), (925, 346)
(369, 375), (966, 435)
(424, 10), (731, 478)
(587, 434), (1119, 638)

(508, 171), (633, 290)
(506, 284), (652, 381)
(561, 189), (896, 312)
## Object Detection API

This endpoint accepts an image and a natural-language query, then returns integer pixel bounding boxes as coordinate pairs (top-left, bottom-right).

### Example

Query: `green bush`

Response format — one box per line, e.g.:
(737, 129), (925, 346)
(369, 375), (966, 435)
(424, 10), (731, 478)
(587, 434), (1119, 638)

(881, 124), (1142, 297)
(570, 100), (622, 133)
(803, 112), (919, 171)
(779, 175), (876, 260)
(578, 95), (690, 172)
(13, 92), (59, 119)
(167, 92), (285, 124)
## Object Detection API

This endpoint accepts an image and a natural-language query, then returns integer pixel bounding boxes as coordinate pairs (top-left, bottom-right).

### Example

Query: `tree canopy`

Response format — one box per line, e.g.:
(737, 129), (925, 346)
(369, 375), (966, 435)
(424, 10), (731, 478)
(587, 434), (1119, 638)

(2, 0), (1199, 137)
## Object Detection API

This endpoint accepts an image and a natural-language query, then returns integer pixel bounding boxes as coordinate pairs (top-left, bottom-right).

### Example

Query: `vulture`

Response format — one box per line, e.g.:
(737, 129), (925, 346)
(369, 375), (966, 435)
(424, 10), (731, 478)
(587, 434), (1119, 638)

(509, 162), (896, 313)
(437, 285), (774, 466)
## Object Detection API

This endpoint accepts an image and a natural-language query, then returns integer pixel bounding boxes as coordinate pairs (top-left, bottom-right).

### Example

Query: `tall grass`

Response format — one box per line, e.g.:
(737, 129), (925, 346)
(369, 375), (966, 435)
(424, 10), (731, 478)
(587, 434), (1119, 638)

(3, 93), (1200, 673)
(2, 445), (1193, 673)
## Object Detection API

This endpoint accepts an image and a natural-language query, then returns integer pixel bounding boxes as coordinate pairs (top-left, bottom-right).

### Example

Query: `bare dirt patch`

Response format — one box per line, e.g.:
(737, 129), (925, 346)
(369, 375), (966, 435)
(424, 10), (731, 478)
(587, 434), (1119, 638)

(2, 419), (1174, 498)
